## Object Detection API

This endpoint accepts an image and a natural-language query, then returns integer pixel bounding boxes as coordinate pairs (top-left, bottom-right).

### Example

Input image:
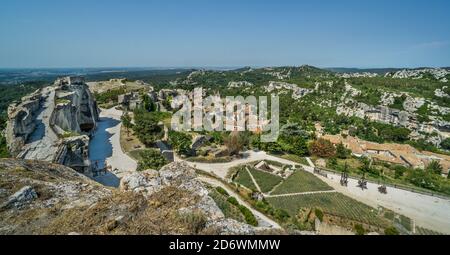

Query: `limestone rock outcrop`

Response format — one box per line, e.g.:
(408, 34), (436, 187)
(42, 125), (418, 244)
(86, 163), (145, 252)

(120, 162), (256, 234)
(0, 159), (255, 235)
(5, 77), (100, 173)
(51, 77), (99, 135)
(5, 90), (43, 156)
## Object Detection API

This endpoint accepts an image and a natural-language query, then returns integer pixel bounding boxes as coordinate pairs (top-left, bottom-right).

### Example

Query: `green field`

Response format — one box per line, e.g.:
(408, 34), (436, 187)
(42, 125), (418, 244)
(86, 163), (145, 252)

(247, 167), (283, 193)
(266, 192), (388, 227)
(270, 170), (333, 195)
(234, 167), (257, 191)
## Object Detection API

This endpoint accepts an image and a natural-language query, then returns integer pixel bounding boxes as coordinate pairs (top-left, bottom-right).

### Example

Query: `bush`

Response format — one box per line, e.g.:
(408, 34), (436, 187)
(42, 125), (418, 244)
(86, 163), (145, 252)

(227, 197), (239, 206)
(274, 209), (290, 222)
(441, 138), (450, 150)
(136, 149), (168, 171)
(315, 208), (324, 222)
(336, 142), (351, 159)
(215, 187), (229, 197)
(384, 226), (400, 235)
(309, 138), (336, 158)
(168, 131), (192, 155)
(238, 205), (258, 226)
(133, 111), (164, 146)
(179, 211), (207, 234)
(426, 161), (443, 175)
(354, 224), (366, 235)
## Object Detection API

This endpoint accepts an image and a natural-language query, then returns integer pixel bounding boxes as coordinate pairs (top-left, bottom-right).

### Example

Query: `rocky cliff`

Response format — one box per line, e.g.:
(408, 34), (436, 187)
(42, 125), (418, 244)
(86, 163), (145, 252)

(0, 159), (255, 235)
(51, 77), (99, 135)
(4, 90), (43, 156)
(5, 77), (100, 173)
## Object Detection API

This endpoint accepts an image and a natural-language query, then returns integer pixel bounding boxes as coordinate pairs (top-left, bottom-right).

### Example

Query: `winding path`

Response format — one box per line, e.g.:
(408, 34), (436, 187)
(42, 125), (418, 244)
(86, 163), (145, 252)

(88, 107), (137, 187)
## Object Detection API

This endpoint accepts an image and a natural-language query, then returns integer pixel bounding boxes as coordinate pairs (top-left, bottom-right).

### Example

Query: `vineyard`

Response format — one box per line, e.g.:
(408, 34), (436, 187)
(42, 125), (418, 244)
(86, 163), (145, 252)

(270, 170), (333, 195)
(415, 227), (443, 235)
(233, 167), (258, 191)
(266, 192), (389, 227)
(247, 167), (283, 193)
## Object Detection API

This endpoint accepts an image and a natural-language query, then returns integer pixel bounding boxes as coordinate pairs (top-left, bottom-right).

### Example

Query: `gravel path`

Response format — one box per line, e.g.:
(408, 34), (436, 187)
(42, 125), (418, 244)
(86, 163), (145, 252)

(89, 107), (137, 187)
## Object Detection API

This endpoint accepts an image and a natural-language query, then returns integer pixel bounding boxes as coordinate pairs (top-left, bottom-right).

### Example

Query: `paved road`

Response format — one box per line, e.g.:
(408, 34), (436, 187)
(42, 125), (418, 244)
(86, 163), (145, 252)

(198, 176), (282, 229)
(19, 87), (59, 161)
(89, 107), (137, 187)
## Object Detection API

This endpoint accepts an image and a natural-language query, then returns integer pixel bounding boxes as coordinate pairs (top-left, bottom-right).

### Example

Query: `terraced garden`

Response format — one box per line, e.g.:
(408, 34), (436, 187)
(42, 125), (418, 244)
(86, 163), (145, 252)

(247, 167), (283, 193)
(270, 170), (333, 195)
(266, 192), (389, 227)
(234, 167), (258, 191)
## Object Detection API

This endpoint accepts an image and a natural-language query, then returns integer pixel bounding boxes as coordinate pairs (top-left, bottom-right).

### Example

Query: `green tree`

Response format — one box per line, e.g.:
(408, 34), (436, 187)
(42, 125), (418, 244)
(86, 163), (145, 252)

(121, 111), (133, 137)
(133, 111), (163, 146)
(142, 94), (156, 112)
(384, 226), (400, 235)
(441, 138), (450, 150)
(168, 131), (192, 155)
(136, 149), (168, 171)
(336, 142), (351, 159)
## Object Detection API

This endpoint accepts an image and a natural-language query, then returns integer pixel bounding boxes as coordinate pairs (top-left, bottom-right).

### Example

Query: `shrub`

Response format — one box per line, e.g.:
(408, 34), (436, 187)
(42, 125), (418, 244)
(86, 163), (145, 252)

(227, 197), (239, 206)
(168, 131), (192, 155)
(315, 208), (324, 222)
(215, 187), (229, 197)
(133, 111), (163, 146)
(136, 149), (168, 171)
(441, 138), (450, 150)
(274, 209), (290, 222)
(336, 142), (351, 159)
(354, 224), (366, 235)
(238, 205), (258, 226)
(179, 211), (207, 234)
(426, 160), (443, 175)
(384, 226), (400, 235)
(309, 138), (336, 158)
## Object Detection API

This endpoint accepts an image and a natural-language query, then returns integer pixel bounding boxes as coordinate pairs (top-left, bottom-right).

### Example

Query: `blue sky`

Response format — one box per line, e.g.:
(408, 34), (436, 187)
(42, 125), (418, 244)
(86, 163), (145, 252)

(1, 0), (449, 68)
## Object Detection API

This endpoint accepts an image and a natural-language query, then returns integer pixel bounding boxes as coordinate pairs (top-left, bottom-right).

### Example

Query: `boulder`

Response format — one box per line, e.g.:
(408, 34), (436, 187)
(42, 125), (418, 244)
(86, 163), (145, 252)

(3, 186), (37, 209)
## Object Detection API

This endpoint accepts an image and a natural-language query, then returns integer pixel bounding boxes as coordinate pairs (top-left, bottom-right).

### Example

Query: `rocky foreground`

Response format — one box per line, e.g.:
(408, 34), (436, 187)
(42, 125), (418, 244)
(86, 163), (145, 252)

(0, 159), (256, 235)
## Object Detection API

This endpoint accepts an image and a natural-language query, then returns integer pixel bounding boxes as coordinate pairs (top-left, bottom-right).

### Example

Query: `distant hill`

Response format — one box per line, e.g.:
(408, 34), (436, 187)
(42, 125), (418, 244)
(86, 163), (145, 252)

(325, 67), (402, 74)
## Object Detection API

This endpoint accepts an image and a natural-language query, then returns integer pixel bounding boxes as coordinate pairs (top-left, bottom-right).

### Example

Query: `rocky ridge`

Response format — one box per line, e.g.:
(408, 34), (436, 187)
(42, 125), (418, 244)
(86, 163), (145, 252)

(0, 159), (255, 235)
(5, 77), (99, 173)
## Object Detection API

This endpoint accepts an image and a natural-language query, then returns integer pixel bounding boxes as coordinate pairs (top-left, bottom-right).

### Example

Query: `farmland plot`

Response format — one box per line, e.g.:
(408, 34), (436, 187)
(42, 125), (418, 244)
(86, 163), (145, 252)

(248, 167), (283, 193)
(271, 170), (333, 195)
(266, 192), (388, 227)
